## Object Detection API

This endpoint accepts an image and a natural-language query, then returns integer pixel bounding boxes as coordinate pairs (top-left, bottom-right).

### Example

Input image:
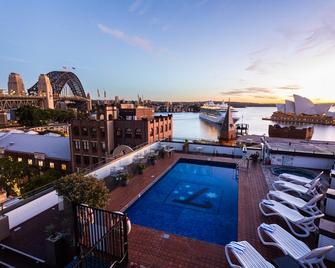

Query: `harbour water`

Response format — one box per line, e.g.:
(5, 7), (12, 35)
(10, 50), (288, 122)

(163, 107), (335, 142)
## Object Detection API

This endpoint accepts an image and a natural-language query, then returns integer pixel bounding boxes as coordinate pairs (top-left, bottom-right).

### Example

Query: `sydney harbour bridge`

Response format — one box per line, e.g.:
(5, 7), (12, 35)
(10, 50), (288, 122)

(0, 71), (91, 111)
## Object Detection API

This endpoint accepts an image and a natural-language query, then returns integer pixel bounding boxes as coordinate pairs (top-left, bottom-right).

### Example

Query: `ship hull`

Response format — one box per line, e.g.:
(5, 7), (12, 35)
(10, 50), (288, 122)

(199, 112), (239, 124)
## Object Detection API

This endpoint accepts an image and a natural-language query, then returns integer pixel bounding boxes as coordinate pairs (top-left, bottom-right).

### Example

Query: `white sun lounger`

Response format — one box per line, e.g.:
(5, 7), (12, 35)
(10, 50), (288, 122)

(267, 190), (324, 216)
(259, 199), (324, 237)
(278, 171), (323, 186)
(225, 240), (275, 268)
(258, 223), (333, 268)
(272, 178), (321, 199)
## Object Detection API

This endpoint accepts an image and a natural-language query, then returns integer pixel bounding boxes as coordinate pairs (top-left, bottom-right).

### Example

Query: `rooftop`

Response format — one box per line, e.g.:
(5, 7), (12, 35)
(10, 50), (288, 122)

(264, 137), (335, 156)
(0, 132), (70, 161)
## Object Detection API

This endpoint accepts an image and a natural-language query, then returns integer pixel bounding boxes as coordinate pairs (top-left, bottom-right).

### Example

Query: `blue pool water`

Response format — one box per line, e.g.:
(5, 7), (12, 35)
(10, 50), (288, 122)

(126, 159), (238, 245)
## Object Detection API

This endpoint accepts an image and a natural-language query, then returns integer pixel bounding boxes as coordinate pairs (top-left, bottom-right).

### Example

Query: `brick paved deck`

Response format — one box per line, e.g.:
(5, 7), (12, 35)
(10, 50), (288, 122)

(106, 153), (301, 267)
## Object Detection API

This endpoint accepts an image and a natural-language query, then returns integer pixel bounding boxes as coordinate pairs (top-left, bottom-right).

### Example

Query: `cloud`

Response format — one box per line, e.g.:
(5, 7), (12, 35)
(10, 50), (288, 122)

(297, 25), (335, 53)
(276, 84), (301, 91)
(248, 47), (269, 56)
(245, 59), (284, 74)
(98, 23), (154, 52)
(222, 87), (273, 96)
(253, 95), (279, 100)
(129, 0), (142, 12)
(0, 56), (30, 63)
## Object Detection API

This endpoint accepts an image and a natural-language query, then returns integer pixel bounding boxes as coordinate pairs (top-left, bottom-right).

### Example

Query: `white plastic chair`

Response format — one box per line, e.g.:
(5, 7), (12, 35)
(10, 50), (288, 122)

(259, 199), (324, 237)
(272, 178), (321, 199)
(267, 190), (324, 216)
(257, 223), (333, 268)
(278, 171), (323, 186)
(225, 240), (275, 268)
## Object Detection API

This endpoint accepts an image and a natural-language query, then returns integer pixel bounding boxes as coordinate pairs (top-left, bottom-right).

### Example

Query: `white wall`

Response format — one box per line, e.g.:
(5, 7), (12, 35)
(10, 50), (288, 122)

(5, 190), (59, 229)
(88, 142), (161, 180)
(270, 153), (334, 170)
(160, 141), (244, 157)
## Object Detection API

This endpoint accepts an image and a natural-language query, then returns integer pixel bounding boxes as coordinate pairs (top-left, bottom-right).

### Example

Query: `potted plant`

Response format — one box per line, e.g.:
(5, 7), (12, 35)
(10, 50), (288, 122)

(148, 154), (157, 165)
(250, 152), (259, 162)
(44, 224), (66, 267)
(137, 163), (145, 174)
(120, 173), (129, 186)
(45, 224), (62, 242)
(183, 139), (189, 153)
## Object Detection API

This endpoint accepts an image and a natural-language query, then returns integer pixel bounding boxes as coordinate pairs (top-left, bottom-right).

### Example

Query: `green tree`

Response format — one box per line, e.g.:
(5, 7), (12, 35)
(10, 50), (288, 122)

(15, 106), (77, 127)
(0, 157), (38, 196)
(54, 174), (109, 208)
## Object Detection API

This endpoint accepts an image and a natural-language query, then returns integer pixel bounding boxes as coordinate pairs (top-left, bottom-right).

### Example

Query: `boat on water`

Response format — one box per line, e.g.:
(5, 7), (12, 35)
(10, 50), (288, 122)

(268, 124), (314, 140)
(199, 101), (239, 124)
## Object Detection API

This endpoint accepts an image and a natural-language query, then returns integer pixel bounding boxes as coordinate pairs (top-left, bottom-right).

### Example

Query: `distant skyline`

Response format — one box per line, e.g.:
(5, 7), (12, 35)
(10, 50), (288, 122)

(0, 0), (335, 103)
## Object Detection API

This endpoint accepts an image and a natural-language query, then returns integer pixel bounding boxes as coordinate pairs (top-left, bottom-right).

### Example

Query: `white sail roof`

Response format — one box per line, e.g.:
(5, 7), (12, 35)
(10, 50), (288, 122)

(277, 94), (332, 116)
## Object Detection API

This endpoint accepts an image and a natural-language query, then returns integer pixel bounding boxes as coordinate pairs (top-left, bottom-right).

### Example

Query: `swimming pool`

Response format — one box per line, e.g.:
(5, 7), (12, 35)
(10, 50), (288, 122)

(271, 166), (316, 179)
(126, 159), (238, 245)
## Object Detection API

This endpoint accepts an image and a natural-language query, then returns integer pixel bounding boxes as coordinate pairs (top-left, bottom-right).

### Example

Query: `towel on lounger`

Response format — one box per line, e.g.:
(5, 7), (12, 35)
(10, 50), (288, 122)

(262, 199), (274, 206)
(229, 242), (246, 252)
(260, 223), (275, 233)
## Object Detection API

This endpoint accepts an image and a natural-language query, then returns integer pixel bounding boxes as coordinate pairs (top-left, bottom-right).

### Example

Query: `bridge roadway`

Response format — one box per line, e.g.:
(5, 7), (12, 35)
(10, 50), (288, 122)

(0, 95), (88, 110)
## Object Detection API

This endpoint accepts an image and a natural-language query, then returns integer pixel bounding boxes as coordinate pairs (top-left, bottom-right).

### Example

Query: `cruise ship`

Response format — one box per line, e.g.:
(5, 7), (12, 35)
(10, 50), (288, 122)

(199, 101), (239, 124)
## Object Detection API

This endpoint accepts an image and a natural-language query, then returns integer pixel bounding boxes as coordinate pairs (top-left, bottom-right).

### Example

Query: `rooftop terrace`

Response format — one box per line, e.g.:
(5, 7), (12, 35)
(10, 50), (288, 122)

(0, 141), (331, 267)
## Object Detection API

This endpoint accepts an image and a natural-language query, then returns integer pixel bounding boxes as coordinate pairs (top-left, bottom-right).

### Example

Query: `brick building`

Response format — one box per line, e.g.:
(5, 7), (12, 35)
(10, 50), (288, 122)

(70, 104), (172, 172)
(0, 132), (71, 173)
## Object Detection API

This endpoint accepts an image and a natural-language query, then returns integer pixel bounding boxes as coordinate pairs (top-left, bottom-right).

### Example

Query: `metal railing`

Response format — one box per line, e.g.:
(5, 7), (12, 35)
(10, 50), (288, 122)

(72, 204), (128, 268)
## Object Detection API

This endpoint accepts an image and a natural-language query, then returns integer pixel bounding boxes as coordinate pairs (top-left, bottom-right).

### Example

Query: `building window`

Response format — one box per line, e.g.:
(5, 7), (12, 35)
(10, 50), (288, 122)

(160, 126), (164, 133)
(81, 127), (88, 136)
(73, 126), (79, 136)
(101, 142), (106, 152)
(28, 159), (33, 165)
(116, 128), (122, 137)
(50, 162), (55, 169)
(100, 127), (105, 138)
(17, 157), (22, 162)
(74, 140), (80, 150)
(150, 128), (154, 136)
(75, 155), (81, 164)
(156, 127), (159, 135)
(169, 123), (172, 130)
(125, 128), (132, 138)
(91, 127), (97, 138)
(91, 142), (97, 152)
(135, 128), (142, 139)
(38, 160), (44, 167)
(165, 124), (168, 131)
(82, 140), (89, 151)
(61, 164), (67, 171)
(84, 156), (90, 165)
(93, 157), (98, 164)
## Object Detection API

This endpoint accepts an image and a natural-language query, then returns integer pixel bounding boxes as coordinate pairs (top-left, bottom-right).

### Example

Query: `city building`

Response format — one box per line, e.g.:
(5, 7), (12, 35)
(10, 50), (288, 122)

(218, 105), (236, 143)
(70, 104), (172, 172)
(0, 131), (71, 173)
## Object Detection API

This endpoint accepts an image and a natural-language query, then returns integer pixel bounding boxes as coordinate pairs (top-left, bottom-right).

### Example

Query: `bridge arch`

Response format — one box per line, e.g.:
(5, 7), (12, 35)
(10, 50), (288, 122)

(27, 71), (86, 98)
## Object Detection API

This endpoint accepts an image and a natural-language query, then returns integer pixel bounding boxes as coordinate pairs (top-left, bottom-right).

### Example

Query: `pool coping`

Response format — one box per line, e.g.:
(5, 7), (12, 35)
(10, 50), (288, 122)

(120, 157), (238, 212)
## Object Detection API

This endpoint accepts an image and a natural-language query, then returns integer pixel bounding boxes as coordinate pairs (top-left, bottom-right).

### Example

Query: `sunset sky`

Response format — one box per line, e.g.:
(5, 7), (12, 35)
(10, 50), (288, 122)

(0, 0), (335, 103)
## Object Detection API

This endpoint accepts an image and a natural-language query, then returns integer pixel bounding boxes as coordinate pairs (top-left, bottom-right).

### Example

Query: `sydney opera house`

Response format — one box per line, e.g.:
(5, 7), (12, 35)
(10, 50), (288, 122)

(276, 94), (335, 118)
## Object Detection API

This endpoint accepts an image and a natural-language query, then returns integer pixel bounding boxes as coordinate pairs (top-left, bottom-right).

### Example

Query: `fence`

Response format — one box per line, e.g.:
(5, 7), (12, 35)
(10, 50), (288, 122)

(72, 204), (129, 268)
